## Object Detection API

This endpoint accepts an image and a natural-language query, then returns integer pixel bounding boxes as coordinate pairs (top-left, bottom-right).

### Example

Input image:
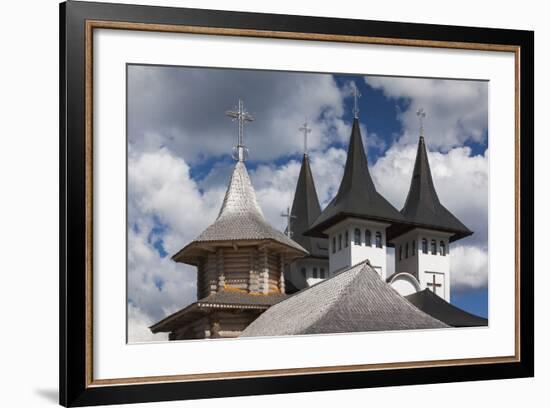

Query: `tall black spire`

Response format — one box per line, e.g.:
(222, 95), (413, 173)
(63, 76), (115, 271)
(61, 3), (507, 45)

(306, 119), (406, 238)
(399, 135), (472, 242)
(289, 153), (328, 257)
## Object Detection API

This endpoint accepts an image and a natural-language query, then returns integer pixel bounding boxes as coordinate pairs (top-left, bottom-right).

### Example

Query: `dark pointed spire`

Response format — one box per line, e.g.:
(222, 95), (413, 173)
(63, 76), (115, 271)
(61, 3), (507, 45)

(306, 119), (405, 238)
(400, 135), (472, 242)
(289, 153), (328, 257)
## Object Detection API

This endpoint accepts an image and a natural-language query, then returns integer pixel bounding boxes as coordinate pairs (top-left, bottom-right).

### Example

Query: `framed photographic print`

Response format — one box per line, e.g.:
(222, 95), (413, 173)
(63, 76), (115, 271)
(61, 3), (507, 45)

(59, 1), (534, 406)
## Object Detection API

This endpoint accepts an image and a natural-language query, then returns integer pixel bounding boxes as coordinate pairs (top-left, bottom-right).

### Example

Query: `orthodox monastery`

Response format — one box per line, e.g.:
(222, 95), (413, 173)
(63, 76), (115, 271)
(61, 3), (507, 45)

(151, 92), (487, 340)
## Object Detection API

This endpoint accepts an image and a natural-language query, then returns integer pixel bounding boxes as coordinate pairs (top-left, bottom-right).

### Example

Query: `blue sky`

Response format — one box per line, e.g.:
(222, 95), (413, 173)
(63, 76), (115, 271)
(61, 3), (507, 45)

(126, 65), (489, 341)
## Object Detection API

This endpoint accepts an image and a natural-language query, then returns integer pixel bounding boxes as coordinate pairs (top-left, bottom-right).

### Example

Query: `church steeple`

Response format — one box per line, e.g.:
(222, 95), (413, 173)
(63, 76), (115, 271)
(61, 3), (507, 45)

(306, 117), (405, 238)
(400, 109), (472, 242)
(289, 150), (327, 258)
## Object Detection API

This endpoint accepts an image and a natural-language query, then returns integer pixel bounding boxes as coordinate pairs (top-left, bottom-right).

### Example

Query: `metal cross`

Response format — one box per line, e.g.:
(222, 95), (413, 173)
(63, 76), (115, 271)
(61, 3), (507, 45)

(352, 83), (362, 119)
(299, 119), (312, 155)
(226, 98), (254, 161)
(280, 206), (297, 238)
(426, 274), (442, 295)
(416, 107), (426, 137)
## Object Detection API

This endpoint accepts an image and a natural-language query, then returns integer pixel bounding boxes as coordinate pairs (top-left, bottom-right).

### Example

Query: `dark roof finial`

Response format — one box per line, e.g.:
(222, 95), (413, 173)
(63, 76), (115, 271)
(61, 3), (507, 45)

(352, 82), (362, 119)
(299, 118), (312, 155)
(416, 107), (426, 139)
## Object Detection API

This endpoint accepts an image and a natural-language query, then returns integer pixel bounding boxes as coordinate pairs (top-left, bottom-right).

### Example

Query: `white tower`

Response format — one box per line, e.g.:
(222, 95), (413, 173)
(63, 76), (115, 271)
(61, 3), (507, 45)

(305, 85), (408, 280)
(388, 109), (472, 301)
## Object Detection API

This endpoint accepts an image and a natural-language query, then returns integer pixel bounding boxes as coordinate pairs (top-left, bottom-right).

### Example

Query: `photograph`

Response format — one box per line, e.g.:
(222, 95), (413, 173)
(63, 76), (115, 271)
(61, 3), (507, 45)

(126, 65), (489, 342)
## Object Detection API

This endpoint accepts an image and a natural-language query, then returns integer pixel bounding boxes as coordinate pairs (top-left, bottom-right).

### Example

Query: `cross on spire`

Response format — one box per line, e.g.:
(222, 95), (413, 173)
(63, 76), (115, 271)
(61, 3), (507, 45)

(280, 206), (297, 238)
(299, 118), (312, 155)
(352, 82), (362, 119)
(226, 98), (254, 162)
(416, 107), (426, 138)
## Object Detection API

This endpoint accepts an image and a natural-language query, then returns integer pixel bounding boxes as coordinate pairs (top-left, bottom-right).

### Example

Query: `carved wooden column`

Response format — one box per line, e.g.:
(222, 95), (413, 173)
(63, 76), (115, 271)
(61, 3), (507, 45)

(259, 247), (269, 294)
(216, 248), (225, 291)
(248, 247), (259, 293)
(279, 253), (286, 294)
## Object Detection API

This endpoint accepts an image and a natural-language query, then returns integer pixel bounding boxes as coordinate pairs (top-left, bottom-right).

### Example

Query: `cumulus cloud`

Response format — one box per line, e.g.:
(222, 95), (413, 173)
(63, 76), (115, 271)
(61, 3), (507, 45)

(450, 245), (489, 291)
(128, 303), (168, 343)
(127, 147), (223, 342)
(365, 76), (488, 151)
(128, 65), (349, 163)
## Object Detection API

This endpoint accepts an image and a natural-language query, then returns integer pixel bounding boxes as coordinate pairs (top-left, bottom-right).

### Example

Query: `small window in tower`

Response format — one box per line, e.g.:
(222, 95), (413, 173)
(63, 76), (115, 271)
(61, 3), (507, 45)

(313, 267), (318, 279)
(365, 229), (372, 246)
(338, 234), (342, 251)
(412, 240), (416, 256)
(332, 237), (336, 254)
(440, 241), (446, 256)
(354, 228), (361, 245)
(320, 268), (325, 278)
(405, 243), (409, 258)
(399, 245), (403, 261)
(422, 238), (428, 254)
(301, 267), (306, 276)
(375, 231), (383, 248)
(345, 231), (349, 247)
(431, 239), (437, 255)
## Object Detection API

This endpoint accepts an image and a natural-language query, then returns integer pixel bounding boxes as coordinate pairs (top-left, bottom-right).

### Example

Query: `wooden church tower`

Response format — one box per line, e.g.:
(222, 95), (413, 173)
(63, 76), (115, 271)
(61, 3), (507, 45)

(150, 99), (307, 340)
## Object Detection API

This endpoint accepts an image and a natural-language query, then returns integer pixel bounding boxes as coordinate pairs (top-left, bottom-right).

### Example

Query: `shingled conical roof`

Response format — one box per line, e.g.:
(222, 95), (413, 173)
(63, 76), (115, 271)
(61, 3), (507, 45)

(289, 154), (328, 258)
(306, 119), (406, 237)
(173, 161), (307, 265)
(397, 136), (472, 242)
(241, 261), (447, 337)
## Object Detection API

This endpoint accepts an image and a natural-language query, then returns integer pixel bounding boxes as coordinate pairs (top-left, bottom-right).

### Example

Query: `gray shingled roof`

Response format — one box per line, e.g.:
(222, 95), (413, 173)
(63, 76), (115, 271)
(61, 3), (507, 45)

(406, 289), (488, 327)
(241, 261), (448, 337)
(306, 119), (406, 238)
(289, 154), (328, 258)
(151, 290), (288, 333)
(173, 161), (307, 263)
(391, 136), (472, 242)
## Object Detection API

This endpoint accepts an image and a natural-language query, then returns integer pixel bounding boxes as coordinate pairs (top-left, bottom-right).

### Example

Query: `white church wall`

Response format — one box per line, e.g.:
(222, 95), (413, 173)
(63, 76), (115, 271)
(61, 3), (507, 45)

(391, 228), (452, 300)
(326, 218), (389, 278)
(288, 258), (329, 290)
(417, 229), (452, 301)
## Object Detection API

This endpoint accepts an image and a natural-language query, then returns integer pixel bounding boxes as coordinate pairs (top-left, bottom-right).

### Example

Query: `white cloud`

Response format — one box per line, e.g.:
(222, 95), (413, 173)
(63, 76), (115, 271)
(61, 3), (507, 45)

(365, 76), (488, 151)
(128, 303), (168, 343)
(127, 147), (223, 342)
(450, 245), (489, 290)
(128, 66), (350, 163)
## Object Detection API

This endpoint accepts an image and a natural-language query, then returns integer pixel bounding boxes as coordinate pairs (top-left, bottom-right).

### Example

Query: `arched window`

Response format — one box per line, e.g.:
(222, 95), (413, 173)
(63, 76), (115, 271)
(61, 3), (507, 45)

(422, 238), (428, 254)
(440, 241), (446, 256)
(405, 243), (409, 258)
(345, 230), (349, 247)
(375, 231), (383, 248)
(354, 228), (361, 245)
(412, 240), (416, 256)
(313, 267), (318, 279)
(399, 245), (403, 261)
(338, 234), (342, 251)
(431, 239), (437, 255)
(365, 229), (372, 246)
(332, 237), (336, 254)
